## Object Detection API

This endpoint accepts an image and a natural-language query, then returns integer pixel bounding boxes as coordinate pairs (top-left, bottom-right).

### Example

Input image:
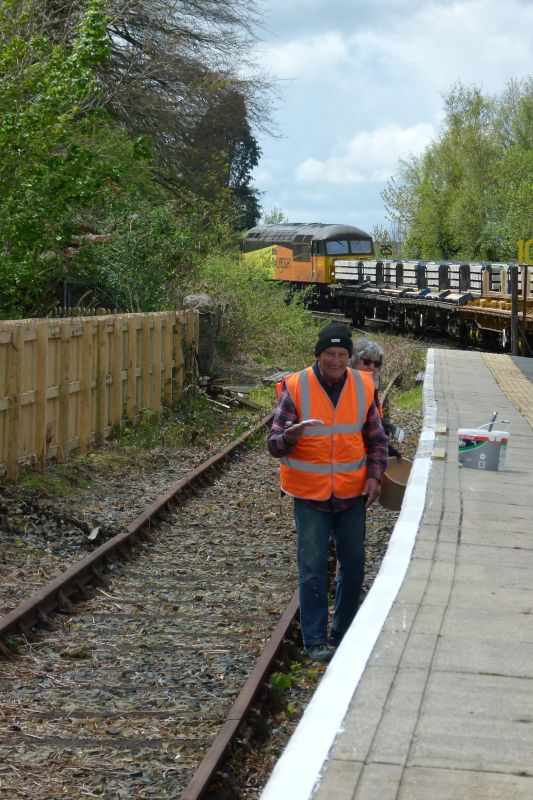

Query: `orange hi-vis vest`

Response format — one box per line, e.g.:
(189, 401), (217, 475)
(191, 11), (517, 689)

(280, 367), (375, 501)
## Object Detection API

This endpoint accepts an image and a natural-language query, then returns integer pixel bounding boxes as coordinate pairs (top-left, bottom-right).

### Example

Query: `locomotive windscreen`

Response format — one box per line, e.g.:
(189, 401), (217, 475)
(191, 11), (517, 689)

(326, 239), (373, 256)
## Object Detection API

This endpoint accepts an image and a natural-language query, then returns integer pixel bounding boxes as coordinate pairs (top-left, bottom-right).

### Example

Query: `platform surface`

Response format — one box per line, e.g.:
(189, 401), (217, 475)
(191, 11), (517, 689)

(260, 348), (533, 800)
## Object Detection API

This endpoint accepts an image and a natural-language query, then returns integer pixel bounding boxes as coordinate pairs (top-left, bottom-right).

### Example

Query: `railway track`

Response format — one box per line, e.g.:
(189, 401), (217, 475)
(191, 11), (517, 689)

(0, 385), (418, 799)
(0, 418), (303, 798)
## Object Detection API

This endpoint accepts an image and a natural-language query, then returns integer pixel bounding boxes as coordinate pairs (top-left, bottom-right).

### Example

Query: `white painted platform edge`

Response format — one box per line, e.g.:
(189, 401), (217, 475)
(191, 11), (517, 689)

(259, 349), (437, 800)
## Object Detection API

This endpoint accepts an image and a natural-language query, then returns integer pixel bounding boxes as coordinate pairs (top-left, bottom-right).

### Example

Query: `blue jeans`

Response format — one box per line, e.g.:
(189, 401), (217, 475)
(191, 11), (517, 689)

(294, 498), (366, 647)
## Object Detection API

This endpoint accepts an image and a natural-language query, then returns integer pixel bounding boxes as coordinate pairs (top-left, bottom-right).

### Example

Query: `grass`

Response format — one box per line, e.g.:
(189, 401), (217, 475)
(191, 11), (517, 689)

(247, 384), (277, 410)
(19, 463), (92, 496)
(392, 385), (423, 411)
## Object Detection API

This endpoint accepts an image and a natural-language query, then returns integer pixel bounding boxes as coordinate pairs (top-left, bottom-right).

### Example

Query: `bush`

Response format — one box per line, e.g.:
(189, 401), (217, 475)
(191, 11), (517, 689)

(197, 252), (322, 370)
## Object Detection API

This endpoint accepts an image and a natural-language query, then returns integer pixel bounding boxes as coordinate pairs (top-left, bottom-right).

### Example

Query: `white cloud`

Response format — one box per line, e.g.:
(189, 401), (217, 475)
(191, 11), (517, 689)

(348, 0), (533, 95)
(258, 32), (350, 79)
(295, 123), (436, 185)
(252, 0), (533, 225)
(259, 0), (533, 102)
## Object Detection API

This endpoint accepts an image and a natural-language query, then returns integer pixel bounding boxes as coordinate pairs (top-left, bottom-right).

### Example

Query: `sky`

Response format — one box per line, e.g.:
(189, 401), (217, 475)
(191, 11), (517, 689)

(251, 0), (533, 235)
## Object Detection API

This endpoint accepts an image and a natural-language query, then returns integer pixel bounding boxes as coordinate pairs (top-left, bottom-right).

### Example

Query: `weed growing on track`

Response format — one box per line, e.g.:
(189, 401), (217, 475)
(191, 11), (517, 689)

(393, 385), (423, 411)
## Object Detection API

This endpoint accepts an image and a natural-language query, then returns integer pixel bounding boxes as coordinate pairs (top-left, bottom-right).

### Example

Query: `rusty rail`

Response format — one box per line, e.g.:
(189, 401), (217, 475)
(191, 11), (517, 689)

(180, 591), (300, 800)
(1, 406), (302, 799)
(0, 412), (273, 656)
(380, 370), (402, 407)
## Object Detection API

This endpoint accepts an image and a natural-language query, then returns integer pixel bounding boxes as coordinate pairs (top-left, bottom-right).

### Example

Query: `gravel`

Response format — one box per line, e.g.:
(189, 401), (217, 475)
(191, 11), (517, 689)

(0, 386), (424, 799)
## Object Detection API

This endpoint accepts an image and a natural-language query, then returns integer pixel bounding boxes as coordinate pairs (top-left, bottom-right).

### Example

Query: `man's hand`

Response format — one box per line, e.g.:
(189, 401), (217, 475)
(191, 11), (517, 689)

(283, 419), (323, 445)
(363, 477), (381, 508)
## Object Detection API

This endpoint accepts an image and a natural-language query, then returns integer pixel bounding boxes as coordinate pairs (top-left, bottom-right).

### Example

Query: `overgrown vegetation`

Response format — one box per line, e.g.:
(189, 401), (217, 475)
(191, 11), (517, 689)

(198, 253), (322, 371)
(0, 0), (266, 318)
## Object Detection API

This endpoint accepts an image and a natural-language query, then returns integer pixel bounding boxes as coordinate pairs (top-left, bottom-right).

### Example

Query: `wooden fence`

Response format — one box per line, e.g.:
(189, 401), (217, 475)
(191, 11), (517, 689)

(0, 310), (199, 480)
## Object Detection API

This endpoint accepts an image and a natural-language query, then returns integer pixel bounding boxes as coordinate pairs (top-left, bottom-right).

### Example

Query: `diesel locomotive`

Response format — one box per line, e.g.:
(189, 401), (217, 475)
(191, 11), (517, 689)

(241, 223), (533, 353)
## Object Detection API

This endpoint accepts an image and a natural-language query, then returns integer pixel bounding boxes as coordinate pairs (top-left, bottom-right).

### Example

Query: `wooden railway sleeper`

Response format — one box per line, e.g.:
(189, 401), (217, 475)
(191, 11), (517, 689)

(73, 580), (91, 599)
(114, 543), (130, 562)
(281, 636), (304, 664)
(90, 564), (109, 586)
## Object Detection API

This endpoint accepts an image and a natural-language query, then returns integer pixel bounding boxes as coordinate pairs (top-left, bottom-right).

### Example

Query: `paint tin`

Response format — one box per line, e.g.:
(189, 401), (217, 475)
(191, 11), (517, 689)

(457, 428), (509, 471)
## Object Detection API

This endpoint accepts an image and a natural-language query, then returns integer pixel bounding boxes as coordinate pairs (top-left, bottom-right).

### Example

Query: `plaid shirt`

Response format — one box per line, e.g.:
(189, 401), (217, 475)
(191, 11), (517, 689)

(267, 362), (389, 512)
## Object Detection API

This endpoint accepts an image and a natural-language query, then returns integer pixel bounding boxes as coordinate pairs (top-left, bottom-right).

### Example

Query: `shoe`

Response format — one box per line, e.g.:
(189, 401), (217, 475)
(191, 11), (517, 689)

(304, 644), (335, 663)
(328, 629), (343, 648)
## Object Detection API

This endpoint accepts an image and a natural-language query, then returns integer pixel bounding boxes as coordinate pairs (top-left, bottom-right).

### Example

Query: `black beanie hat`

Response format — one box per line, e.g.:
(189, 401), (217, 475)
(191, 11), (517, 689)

(314, 322), (353, 357)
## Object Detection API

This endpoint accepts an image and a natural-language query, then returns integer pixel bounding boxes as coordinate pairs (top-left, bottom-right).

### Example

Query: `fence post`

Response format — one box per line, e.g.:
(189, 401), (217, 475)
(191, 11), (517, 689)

(79, 319), (94, 453)
(153, 314), (162, 419)
(57, 321), (71, 461)
(111, 316), (123, 430)
(127, 316), (138, 422)
(6, 325), (23, 480)
(140, 315), (151, 411)
(162, 313), (174, 408)
(174, 314), (184, 399)
(34, 322), (48, 469)
(94, 317), (106, 445)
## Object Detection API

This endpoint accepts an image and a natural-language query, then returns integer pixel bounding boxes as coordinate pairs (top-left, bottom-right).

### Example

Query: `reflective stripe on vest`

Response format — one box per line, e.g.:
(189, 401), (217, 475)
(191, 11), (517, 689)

(280, 455), (367, 473)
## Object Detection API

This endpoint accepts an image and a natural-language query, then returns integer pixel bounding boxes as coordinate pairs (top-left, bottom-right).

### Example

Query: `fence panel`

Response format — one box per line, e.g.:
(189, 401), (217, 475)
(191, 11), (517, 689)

(0, 310), (198, 480)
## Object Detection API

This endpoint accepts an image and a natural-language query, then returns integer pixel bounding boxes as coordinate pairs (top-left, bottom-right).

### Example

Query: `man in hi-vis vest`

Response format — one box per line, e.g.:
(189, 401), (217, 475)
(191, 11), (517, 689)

(268, 322), (388, 663)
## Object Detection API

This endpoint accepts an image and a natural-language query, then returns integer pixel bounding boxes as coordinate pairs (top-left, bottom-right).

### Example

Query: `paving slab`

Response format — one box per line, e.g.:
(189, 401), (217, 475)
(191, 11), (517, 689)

(396, 767), (533, 800)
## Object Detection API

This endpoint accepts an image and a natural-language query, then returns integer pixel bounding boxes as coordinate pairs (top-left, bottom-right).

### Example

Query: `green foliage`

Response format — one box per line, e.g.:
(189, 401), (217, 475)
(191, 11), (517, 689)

(269, 663), (321, 694)
(391, 385), (423, 412)
(262, 206), (289, 224)
(0, 0), (111, 242)
(179, 89), (261, 230)
(0, 0), (124, 316)
(79, 195), (211, 312)
(383, 77), (533, 261)
(197, 252), (322, 370)
(247, 385), (278, 409)
(19, 463), (92, 496)
(0, 0), (263, 319)
(114, 393), (256, 450)
(270, 672), (293, 692)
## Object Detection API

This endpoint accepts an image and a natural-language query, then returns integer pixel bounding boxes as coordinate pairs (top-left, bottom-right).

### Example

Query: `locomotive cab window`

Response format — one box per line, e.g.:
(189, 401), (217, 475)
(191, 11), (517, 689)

(350, 239), (373, 255)
(326, 239), (349, 255)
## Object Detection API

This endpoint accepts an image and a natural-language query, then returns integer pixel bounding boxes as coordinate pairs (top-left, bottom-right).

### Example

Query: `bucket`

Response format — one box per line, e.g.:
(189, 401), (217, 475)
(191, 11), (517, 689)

(457, 428), (509, 471)
(379, 457), (413, 510)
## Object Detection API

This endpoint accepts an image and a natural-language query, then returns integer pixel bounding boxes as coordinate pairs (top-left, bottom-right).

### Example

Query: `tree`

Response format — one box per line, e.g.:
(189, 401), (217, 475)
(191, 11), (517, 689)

(0, 0), (269, 317)
(382, 78), (533, 261)
(0, 0), (122, 314)
(262, 206), (289, 224)
(176, 88), (261, 228)
(94, 0), (270, 211)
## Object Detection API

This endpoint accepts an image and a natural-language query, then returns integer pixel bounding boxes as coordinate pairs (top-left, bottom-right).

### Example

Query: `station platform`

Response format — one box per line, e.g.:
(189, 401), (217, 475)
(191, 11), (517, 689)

(261, 348), (533, 800)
